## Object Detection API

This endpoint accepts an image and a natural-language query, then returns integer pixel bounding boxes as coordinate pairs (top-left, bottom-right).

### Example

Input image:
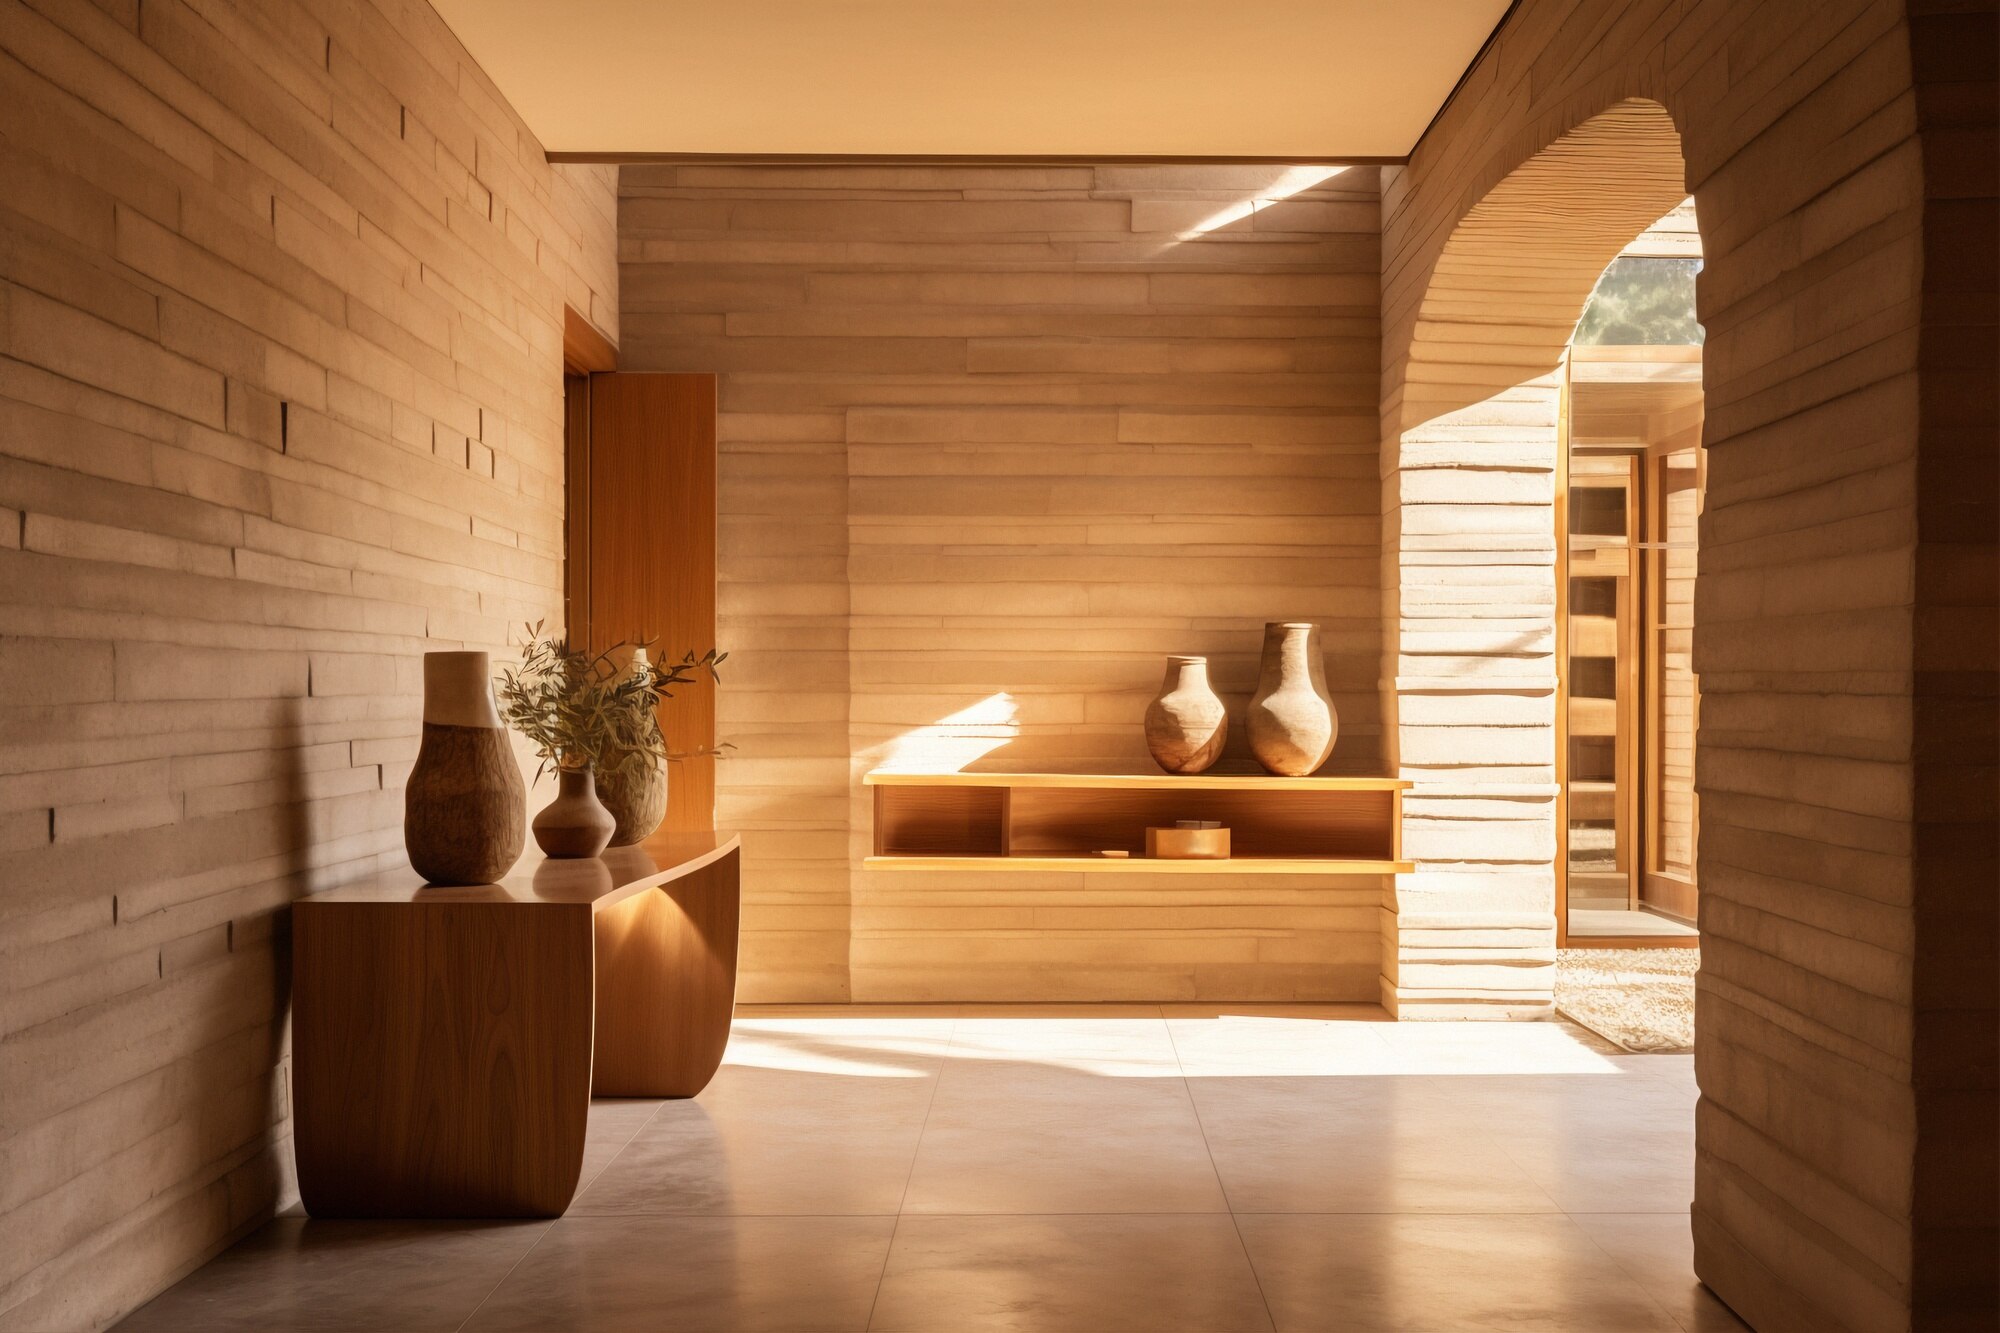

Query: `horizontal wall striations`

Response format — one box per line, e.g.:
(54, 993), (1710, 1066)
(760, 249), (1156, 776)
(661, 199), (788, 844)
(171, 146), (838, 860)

(1383, 0), (1994, 1328)
(0, 1), (613, 1328)
(619, 164), (1386, 1002)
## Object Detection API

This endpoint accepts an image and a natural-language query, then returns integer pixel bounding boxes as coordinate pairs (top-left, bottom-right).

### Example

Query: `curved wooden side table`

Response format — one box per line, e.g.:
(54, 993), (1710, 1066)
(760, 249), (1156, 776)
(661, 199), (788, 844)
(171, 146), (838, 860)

(292, 832), (741, 1218)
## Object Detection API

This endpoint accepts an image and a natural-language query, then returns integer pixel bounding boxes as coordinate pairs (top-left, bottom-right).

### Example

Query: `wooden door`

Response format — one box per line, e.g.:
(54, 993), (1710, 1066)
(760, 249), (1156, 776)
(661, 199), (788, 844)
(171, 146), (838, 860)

(1564, 454), (1641, 916)
(1641, 445), (1702, 922)
(576, 373), (719, 833)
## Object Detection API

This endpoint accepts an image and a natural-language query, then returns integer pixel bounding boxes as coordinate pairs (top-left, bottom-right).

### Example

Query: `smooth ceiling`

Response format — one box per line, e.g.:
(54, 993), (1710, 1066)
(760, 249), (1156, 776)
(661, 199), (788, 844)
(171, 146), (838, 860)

(431, 0), (1510, 159)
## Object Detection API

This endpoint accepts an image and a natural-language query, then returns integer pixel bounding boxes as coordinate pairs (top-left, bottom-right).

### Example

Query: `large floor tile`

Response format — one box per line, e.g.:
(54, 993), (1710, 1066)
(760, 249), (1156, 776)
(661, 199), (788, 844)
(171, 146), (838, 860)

(732, 1006), (959, 1046)
(1573, 1214), (1751, 1332)
(1189, 1077), (1564, 1213)
(1458, 1075), (1696, 1213)
(867, 1214), (1272, 1332)
(573, 1063), (936, 1215)
(1498, 1132), (1696, 1214)
(1156, 1003), (1390, 1022)
(462, 1215), (896, 1333)
(903, 1062), (1226, 1214)
(1373, 1021), (1629, 1076)
(947, 1009), (1179, 1075)
(577, 1098), (667, 1194)
(1167, 1012), (1395, 1076)
(724, 1022), (957, 1076)
(124, 1006), (1724, 1333)
(1237, 1212), (1684, 1332)
(115, 1218), (550, 1332)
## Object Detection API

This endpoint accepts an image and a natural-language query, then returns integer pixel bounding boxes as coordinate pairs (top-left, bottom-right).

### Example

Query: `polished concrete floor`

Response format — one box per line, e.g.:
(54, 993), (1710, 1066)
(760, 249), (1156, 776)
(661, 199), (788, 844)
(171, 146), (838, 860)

(1567, 905), (1700, 939)
(118, 1005), (1747, 1332)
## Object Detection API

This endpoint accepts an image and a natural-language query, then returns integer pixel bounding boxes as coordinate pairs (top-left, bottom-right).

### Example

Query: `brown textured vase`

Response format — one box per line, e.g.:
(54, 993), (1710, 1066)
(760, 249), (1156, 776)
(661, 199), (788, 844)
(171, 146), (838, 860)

(1247, 622), (1338, 776)
(405, 651), (525, 885)
(1144, 655), (1229, 774)
(597, 756), (667, 847)
(533, 765), (616, 859)
(595, 648), (669, 847)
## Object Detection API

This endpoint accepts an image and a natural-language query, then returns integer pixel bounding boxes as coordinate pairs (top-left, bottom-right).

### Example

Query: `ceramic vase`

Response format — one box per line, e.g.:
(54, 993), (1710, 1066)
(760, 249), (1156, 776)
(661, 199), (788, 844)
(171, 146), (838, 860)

(1144, 655), (1229, 774)
(595, 648), (669, 847)
(1247, 622), (1338, 776)
(533, 765), (617, 858)
(405, 651), (526, 885)
(597, 757), (668, 847)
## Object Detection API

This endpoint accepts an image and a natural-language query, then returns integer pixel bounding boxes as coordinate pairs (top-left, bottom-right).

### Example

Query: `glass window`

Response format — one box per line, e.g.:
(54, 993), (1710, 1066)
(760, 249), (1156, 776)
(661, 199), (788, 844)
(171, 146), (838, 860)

(1574, 257), (1703, 345)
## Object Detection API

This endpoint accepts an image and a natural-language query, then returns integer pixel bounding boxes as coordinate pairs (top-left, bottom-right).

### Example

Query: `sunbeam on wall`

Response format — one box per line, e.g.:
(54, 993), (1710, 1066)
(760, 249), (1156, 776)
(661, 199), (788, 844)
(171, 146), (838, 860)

(868, 692), (1023, 774)
(1163, 165), (1354, 247)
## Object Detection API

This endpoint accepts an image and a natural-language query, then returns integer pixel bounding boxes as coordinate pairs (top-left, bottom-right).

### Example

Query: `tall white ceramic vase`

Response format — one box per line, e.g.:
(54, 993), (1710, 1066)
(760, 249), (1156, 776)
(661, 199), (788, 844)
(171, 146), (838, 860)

(1145, 655), (1229, 774)
(1246, 623), (1337, 776)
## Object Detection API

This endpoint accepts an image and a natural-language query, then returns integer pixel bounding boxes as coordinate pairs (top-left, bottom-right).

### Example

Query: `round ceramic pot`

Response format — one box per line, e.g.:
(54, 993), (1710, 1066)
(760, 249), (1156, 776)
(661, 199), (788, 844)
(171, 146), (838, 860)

(597, 753), (668, 847)
(533, 764), (616, 859)
(1144, 655), (1229, 774)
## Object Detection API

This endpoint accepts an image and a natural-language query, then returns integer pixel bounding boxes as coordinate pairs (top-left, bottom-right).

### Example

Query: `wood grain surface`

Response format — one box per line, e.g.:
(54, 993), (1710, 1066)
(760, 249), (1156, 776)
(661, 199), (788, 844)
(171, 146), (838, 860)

(293, 835), (742, 1214)
(292, 898), (595, 1218)
(585, 373), (720, 833)
(591, 846), (743, 1097)
(870, 772), (1403, 864)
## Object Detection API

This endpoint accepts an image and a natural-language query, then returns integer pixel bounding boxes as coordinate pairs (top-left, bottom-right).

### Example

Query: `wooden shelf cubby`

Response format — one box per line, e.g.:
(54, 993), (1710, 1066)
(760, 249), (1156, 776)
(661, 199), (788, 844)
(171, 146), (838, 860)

(865, 772), (1411, 874)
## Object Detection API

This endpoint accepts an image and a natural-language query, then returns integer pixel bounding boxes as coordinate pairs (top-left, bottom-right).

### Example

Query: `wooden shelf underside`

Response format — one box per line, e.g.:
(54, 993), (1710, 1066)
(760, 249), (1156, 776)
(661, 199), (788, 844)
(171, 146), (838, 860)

(864, 855), (1412, 874)
(865, 772), (1408, 791)
(867, 771), (1408, 873)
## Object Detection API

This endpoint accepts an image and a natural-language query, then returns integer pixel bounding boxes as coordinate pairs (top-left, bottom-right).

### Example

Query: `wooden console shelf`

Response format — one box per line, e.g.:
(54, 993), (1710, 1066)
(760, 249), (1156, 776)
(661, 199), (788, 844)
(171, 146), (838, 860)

(292, 832), (741, 1219)
(865, 772), (1410, 873)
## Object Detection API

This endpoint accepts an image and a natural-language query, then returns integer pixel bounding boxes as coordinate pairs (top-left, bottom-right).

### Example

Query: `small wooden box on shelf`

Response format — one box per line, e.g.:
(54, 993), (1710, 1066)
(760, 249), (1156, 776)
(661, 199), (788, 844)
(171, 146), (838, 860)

(864, 772), (1411, 874)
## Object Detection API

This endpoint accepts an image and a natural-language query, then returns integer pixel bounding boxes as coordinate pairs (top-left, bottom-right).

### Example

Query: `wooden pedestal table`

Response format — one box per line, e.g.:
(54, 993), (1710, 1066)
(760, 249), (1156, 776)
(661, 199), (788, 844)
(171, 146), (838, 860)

(292, 832), (741, 1218)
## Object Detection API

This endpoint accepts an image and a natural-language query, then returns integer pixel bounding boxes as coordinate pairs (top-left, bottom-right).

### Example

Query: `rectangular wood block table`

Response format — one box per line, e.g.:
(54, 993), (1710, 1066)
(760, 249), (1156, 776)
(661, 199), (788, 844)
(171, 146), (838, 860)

(291, 832), (741, 1219)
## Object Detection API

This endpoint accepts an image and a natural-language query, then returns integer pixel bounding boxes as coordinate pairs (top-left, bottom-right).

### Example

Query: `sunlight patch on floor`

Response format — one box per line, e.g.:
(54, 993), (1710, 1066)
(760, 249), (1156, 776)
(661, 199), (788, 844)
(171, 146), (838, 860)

(726, 1003), (1628, 1077)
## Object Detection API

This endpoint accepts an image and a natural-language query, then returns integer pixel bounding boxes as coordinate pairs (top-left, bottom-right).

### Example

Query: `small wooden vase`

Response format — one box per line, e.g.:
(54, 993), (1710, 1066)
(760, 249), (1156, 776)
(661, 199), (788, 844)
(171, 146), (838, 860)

(405, 651), (525, 885)
(1145, 655), (1228, 774)
(533, 765), (616, 859)
(1247, 622), (1338, 776)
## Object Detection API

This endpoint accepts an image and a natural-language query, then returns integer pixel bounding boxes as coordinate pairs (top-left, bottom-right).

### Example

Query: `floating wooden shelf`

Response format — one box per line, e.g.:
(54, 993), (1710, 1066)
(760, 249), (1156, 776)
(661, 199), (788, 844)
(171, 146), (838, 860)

(865, 772), (1411, 873)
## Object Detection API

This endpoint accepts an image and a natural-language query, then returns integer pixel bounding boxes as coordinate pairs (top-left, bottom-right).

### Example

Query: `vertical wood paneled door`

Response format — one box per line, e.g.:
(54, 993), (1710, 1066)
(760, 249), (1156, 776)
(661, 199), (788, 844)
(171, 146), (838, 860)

(575, 372), (720, 832)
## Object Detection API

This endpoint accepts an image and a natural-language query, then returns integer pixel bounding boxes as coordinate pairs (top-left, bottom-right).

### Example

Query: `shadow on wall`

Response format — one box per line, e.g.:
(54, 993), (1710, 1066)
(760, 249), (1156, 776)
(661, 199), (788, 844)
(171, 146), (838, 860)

(160, 695), (316, 1266)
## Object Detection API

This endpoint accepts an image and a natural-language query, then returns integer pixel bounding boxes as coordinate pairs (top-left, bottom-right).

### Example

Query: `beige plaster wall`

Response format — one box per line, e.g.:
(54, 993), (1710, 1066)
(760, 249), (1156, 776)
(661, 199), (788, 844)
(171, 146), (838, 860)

(0, 1), (615, 1326)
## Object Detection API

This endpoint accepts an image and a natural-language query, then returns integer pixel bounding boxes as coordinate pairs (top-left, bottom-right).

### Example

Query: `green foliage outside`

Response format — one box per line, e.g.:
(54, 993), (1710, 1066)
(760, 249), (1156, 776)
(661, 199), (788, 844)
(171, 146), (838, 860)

(1574, 257), (1704, 345)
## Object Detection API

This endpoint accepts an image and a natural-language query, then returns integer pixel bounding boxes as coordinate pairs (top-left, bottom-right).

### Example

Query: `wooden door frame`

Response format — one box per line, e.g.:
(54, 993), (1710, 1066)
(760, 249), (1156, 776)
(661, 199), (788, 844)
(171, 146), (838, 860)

(563, 305), (617, 649)
(580, 370), (720, 834)
(1639, 443), (1703, 924)
(1555, 355), (1698, 950)
(1555, 355), (1572, 947)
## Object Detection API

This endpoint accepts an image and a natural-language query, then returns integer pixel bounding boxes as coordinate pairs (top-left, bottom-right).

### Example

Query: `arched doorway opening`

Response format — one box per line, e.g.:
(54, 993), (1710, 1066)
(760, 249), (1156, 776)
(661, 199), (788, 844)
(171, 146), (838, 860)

(1380, 98), (1691, 1018)
(1558, 203), (1706, 948)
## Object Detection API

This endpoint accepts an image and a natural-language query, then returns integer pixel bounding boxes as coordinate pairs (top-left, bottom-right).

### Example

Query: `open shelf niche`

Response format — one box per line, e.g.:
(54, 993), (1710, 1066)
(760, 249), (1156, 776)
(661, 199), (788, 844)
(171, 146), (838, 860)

(865, 772), (1411, 874)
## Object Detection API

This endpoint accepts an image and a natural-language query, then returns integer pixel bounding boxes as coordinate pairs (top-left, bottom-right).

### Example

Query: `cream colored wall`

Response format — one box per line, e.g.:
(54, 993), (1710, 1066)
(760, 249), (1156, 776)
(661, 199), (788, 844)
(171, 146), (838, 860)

(0, 2), (614, 1327)
(619, 164), (1387, 1002)
(1378, 1), (1995, 1328)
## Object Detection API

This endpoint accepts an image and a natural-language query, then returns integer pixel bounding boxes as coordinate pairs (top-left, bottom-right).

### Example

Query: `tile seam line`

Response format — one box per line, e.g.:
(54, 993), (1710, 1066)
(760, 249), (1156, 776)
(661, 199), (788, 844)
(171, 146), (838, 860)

(448, 1217), (558, 1333)
(1166, 1011), (1280, 1333)
(1566, 1211), (1709, 1333)
(445, 1092), (687, 1331)
(863, 1008), (956, 1330)
(1487, 1120), (1692, 1328)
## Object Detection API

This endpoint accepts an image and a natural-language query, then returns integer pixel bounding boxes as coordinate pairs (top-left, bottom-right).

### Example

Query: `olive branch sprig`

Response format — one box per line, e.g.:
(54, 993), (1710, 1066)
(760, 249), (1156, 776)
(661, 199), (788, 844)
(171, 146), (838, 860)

(496, 621), (727, 785)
